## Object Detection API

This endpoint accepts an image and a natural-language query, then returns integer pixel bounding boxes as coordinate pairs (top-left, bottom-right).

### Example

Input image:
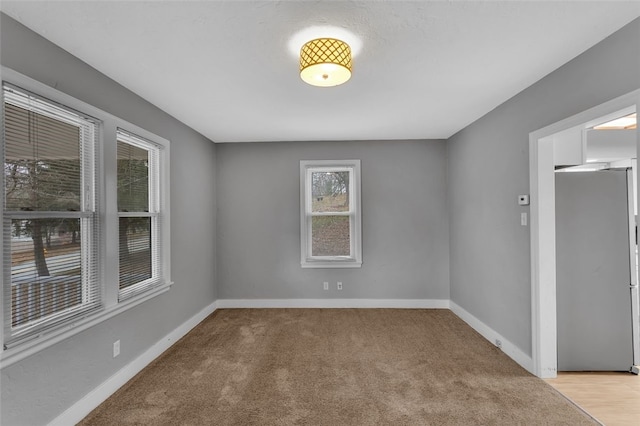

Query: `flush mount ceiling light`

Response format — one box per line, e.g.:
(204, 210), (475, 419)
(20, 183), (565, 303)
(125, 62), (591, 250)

(300, 38), (352, 87)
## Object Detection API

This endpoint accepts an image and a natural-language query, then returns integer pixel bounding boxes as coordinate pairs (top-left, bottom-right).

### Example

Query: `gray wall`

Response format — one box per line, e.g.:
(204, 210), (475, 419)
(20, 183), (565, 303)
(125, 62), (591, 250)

(1, 14), (217, 425)
(216, 140), (449, 300)
(447, 18), (640, 356)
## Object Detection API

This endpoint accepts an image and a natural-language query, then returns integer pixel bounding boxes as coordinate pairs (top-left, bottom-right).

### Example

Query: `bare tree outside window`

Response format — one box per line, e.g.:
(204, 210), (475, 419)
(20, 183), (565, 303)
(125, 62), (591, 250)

(311, 171), (350, 256)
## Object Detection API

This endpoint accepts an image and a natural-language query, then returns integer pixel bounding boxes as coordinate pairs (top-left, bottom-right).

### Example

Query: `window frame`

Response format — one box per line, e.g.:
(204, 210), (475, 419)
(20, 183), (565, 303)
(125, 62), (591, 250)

(300, 159), (362, 268)
(0, 67), (171, 367)
(2, 83), (102, 347)
(116, 129), (165, 301)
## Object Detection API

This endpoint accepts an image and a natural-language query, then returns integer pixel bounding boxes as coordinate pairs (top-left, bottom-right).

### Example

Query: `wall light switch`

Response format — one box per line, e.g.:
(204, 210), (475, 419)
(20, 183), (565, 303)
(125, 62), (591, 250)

(521, 212), (528, 226)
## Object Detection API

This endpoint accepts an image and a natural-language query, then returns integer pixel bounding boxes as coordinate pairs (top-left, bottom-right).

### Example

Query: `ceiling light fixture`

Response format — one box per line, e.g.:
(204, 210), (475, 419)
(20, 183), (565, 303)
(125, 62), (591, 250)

(300, 38), (352, 87)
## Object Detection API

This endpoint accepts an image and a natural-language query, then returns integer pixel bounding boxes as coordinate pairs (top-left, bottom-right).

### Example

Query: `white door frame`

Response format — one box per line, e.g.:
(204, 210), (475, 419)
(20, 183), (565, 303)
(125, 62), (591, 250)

(529, 89), (640, 378)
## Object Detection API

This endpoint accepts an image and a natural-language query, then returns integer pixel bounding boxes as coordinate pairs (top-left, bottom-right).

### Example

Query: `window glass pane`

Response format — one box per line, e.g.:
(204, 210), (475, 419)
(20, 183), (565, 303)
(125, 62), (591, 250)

(10, 218), (82, 327)
(311, 171), (349, 212)
(4, 104), (81, 211)
(117, 141), (149, 212)
(312, 216), (350, 256)
(119, 217), (152, 290)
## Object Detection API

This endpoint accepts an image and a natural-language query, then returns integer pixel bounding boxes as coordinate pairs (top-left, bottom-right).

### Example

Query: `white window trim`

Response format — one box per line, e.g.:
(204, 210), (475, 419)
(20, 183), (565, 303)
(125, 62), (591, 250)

(0, 67), (171, 368)
(2, 83), (102, 347)
(116, 129), (166, 301)
(300, 159), (362, 268)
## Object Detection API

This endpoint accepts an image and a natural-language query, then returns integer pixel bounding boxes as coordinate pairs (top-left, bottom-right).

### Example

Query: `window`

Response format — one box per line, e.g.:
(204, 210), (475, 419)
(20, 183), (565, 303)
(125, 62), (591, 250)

(2, 83), (100, 347)
(300, 160), (362, 268)
(1, 69), (170, 360)
(117, 130), (164, 300)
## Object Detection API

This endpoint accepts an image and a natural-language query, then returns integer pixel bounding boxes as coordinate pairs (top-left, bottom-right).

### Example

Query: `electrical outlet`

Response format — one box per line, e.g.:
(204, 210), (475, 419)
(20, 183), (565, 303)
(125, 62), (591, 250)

(323, 281), (329, 290)
(495, 339), (502, 349)
(337, 281), (343, 290)
(113, 340), (120, 358)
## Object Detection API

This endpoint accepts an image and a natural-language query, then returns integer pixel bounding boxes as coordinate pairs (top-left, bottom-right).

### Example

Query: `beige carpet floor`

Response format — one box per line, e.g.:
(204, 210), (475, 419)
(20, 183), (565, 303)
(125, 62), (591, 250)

(81, 309), (596, 425)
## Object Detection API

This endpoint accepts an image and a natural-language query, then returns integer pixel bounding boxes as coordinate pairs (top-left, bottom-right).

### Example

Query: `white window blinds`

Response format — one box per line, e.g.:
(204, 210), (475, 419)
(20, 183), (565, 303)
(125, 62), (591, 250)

(2, 83), (101, 348)
(116, 129), (164, 300)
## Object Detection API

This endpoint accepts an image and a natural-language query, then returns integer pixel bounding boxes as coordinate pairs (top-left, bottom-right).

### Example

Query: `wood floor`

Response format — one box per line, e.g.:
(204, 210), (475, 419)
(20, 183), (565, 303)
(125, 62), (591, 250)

(545, 372), (640, 425)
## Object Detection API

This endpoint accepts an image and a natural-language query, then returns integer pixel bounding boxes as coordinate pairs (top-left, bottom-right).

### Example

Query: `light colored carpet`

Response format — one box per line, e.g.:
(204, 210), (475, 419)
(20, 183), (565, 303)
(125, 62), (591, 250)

(81, 309), (596, 425)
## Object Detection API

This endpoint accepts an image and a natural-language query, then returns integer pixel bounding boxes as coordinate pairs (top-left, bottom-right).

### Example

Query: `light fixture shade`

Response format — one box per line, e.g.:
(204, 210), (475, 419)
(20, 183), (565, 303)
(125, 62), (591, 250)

(300, 38), (352, 87)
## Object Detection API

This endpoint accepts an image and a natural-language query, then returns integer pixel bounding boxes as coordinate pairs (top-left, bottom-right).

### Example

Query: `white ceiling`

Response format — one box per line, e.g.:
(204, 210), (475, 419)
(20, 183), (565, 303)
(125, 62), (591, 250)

(1, 1), (639, 143)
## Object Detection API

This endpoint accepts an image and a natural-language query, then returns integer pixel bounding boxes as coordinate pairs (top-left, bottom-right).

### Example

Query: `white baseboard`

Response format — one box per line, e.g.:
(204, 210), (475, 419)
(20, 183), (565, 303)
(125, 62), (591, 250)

(49, 301), (218, 426)
(216, 298), (450, 309)
(449, 301), (533, 373)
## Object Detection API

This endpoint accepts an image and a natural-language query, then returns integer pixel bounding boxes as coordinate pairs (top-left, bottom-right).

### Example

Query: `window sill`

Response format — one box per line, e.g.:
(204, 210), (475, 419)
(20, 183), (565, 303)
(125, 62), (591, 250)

(0, 282), (172, 369)
(301, 261), (362, 269)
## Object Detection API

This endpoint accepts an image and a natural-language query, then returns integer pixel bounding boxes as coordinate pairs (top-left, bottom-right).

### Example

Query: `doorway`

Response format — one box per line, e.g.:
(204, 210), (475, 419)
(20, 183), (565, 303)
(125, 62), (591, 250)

(529, 89), (640, 378)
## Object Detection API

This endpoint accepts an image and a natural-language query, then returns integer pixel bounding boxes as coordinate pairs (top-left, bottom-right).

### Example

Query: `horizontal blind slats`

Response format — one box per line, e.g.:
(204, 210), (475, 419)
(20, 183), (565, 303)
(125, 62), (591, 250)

(3, 83), (101, 348)
(116, 129), (163, 300)
(4, 102), (83, 213)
